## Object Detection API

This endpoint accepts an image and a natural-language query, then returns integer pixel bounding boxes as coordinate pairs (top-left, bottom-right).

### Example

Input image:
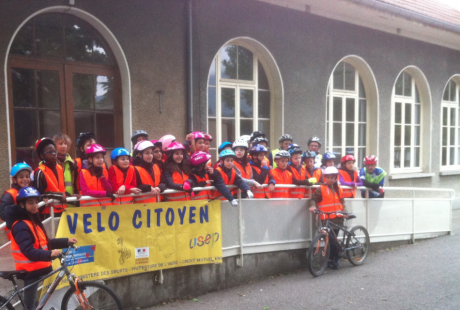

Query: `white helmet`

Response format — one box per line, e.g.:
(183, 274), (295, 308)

(134, 140), (154, 152)
(237, 135), (251, 145)
(323, 166), (339, 175)
(159, 135), (176, 152)
(232, 140), (248, 150)
(274, 150), (291, 159)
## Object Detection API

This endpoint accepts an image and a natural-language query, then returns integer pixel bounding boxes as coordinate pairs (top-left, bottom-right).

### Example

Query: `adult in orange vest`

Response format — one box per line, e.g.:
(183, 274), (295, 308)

(163, 142), (194, 201)
(309, 166), (349, 270)
(338, 155), (363, 198)
(269, 150), (309, 198)
(6, 187), (76, 310)
(313, 152), (338, 184)
(79, 144), (115, 207)
(248, 145), (275, 198)
(301, 151), (319, 198)
(0, 163), (33, 240)
(189, 151), (214, 200)
(286, 144), (315, 198)
(232, 139), (263, 196)
(133, 141), (166, 204)
(33, 138), (68, 215)
(108, 148), (140, 205)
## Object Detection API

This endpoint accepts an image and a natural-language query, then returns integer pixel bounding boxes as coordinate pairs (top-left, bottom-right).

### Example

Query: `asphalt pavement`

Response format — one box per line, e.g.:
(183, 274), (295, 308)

(145, 209), (460, 310)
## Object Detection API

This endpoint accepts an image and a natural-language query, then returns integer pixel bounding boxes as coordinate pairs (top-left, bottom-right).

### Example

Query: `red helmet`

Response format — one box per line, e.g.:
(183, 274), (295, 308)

(363, 155), (378, 165)
(341, 155), (355, 164)
(35, 137), (54, 155)
(204, 134), (213, 141)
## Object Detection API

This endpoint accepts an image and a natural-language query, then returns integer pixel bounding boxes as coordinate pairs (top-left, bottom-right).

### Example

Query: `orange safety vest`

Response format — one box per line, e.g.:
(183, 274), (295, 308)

(313, 168), (339, 184)
(3, 188), (18, 240)
(250, 165), (269, 198)
(37, 164), (66, 214)
(317, 185), (344, 220)
(303, 168), (317, 198)
(163, 171), (191, 201)
(338, 169), (359, 198)
(191, 174), (212, 200)
(212, 167), (236, 200)
(268, 168), (293, 198)
(288, 165), (307, 199)
(10, 220), (52, 272)
(111, 165), (135, 205)
(76, 158), (108, 192)
(133, 165), (162, 204)
(233, 161), (252, 179)
(79, 169), (115, 207)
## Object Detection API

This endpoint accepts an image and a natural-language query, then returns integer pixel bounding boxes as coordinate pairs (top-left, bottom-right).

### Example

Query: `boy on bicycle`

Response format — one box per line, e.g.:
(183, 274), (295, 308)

(309, 166), (348, 270)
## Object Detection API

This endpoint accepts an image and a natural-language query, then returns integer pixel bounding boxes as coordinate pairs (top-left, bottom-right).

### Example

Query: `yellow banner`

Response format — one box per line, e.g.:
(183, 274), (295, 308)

(42, 200), (222, 291)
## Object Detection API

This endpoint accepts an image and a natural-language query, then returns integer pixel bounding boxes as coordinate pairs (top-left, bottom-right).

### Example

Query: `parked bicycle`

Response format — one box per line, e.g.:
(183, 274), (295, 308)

(0, 245), (123, 310)
(307, 210), (370, 277)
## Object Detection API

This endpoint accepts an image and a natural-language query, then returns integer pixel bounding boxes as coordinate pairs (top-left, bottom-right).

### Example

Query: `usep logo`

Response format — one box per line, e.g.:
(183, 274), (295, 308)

(64, 245), (96, 266)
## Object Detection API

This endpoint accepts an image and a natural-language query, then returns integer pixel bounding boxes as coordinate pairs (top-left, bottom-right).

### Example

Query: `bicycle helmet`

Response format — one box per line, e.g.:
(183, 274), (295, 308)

(287, 143), (302, 155)
(218, 141), (233, 153)
(363, 155), (378, 165)
(323, 166), (339, 175)
(249, 144), (268, 155)
(278, 134), (293, 144)
(76, 132), (96, 150)
(219, 149), (236, 159)
(10, 163), (33, 178)
(190, 151), (211, 166)
(232, 140), (248, 150)
(204, 134), (213, 142)
(301, 150), (317, 159)
(86, 144), (106, 156)
(17, 187), (41, 203)
(192, 131), (205, 140)
(274, 150), (291, 159)
(110, 148), (130, 161)
(35, 137), (55, 155)
(321, 152), (336, 165)
(150, 140), (163, 149)
(166, 142), (186, 153)
(307, 136), (322, 147)
(237, 135), (251, 145)
(159, 135), (176, 151)
(341, 154), (355, 164)
(131, 130), (148, 144)
(249, 131), (265, 142)
(252, 137), (269, 146)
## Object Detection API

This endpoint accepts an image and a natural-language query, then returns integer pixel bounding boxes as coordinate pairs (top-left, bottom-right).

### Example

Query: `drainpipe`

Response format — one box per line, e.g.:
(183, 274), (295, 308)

(187, 0), (193, 133)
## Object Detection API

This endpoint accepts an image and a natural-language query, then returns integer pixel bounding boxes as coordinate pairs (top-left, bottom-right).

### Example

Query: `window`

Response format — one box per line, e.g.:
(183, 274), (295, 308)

(441, 79), (460, 169)
(392, 71), (421, 170)
(207, 45), (271, 160)
(326, 61), (367, 164)
(8, 13), (122, 168)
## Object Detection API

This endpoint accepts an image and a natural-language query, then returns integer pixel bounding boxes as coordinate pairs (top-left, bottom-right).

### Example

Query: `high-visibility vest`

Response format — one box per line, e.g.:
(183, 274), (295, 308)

(76, 158), (108, 193)
(338, 169), (359, 198)
(288, 165), (306, 199)
(133, 165), (161, 204)
(37, 164), (66, 214)
(79, 169), (115, 207)
(268, 168), (293, 198)
(212, 167), (236, 200)
(11, 220), (52, 272)
(163, 171), (191, 201)
(191, 174), (212, 200)
(317, 185), (344, 220)
(60, 154), (75, 195)
(3, 188), (18, 240)
(271, 149), (280, 168)
(313, 168), (339, 184)
(233, 161), (252, 179)
(111, 166), (135, 205)
(250, 165), (269, 198)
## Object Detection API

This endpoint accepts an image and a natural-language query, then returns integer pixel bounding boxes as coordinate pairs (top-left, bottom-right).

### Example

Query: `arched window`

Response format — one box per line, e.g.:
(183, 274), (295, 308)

(8, 13), (122, 167)
(441, 78), (460, 169)
(207, 44), (272, 160)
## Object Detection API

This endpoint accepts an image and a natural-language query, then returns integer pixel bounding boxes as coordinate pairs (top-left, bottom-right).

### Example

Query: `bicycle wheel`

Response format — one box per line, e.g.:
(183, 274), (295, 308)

(346, 225), (370, 266)
(307, 232), (330, 277)
(0, 295), (14, 310)
(61, 280), (123, 310)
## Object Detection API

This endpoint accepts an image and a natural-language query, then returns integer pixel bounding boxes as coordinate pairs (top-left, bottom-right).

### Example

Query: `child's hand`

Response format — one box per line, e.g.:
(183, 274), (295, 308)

(205, 180), (214, 185)
(50, 250), (61, 259)
(253, 181), (262, 189)
(206, 166), (214, 174)
(117, 185), (126, 195)
(262, 159), (269, 167)
(268, 183), (275, 192)
(151, 187), (160, 195)
(72, 194), (81, 200)
(68, 238), (78, 245)
(130, 188), (141, 195)
(309, 206), (317, 213)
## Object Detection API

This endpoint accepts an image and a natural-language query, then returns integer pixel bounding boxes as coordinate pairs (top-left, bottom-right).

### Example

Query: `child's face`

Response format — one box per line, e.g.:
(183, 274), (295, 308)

(345, 160), (355, 171)
(41, 144), (57, 164)
(153, 147), (162, 161)
(136, 136), (147, 144)
(55, 139), (68, 155)
(117, 155), (130, 169)
(204, 140), (211, 152)
(291, 154), (301, 166)
(276, 158), (289, 169)
(22, 198), (39, 214)
(326, 159), (335, 167)
(366, 163), (376, 173)
(280, 140), (291, 150)
(82, 139), (96, 153)
(89, 153), (104, 167)
(234, 147), (246, 159)
(173, 150), (184, 164)
(142, 149), (154, 163)
(303, 158), (314, 169)
(195, 139), (205, 152)
(12, 170), (31, 188)
(324, 174), (337, 185)
(221, 157), (234, 169)
(309, 142), (320, 153)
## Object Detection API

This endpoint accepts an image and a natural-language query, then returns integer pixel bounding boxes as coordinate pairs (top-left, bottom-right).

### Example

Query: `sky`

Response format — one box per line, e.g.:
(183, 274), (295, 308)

(436, 0), (460, 11)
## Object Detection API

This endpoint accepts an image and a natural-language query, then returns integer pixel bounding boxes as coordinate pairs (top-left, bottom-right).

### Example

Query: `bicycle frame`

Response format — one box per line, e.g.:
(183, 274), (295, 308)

(316, 213), (360, 255)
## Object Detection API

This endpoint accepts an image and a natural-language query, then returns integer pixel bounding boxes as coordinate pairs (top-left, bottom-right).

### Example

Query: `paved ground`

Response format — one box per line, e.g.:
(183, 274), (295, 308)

(145, 210), (460, 310)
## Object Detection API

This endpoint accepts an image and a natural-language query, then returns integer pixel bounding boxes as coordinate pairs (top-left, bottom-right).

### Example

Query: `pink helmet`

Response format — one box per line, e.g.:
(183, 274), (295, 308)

(204, 134), (213, 141)
(86, 144), (106, 156)
(159, 135), (176, 151)
(192, 131), (205, 140)
(190, 151), (211, 166)
(166, 142), (186, 153)
(151, 140), (163, 149)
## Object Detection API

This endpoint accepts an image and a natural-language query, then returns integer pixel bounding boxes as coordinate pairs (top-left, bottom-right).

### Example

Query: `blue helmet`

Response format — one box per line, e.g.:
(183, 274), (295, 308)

(249, 144), (268, 155)
(322, 152), (336, 165)
(219, 149), (236, 159)
(218, 141), (233, 153)
(287, 143), (302, 155)
(17, 187), (41, 203)
(10, 163), (33, 178)
(301, 150), (317, 159)
(110, 147), (131, 160)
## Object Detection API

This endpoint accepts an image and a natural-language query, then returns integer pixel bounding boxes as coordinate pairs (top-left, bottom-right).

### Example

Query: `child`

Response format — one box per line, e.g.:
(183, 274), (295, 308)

(313, 152), (337, 184)
(189, 151), (214, 200)
(248, 145), (275, 198)
(301, 151), (319, 198)
(212, 150), (253, 205)
(75, 132), (96, 172)
(0, 163), (33, 240)
(232, 140), (262, 191)
(338, 155), (363, 198)
(186, 131), (206, 154)
(214, 142), (232, 169)
(33, 138), (67, 215)
(133, 141), (166, 204)
(309, 166), (348, 270)
(249, 131), (266, 148)
(360, 155), (386, 198)
(79, 144), (115, 207)
(5, 187), (77, 310)
(163, 142), (194, 201)
(287, 144), (308, 198)
(159, 134), (176, 162)
(204, 134), (213, 153)
(269, 150), (309, 198)
(307, 136), (322, 169)
(131, 130), (149, 149)
(269, 134), (293, 168)
(109, 148), (141, 204)
(251, 137), (270, 167)
(53, 134), (78, 196)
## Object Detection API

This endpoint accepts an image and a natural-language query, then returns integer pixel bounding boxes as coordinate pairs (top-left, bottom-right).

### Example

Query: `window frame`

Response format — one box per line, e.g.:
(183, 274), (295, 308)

(440, 79), (460, 170)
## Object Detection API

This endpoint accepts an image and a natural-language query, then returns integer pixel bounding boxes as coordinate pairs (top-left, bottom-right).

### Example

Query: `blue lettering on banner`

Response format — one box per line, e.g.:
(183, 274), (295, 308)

(109, 212), (119, 231)
(83, 214), (92, 233)
(200, 205), (209, 223)
(133, 210), (142, 229)
(178, 207), (186, 225)
(67, 214), (78, 235)
(154, 208), (163, 227)
(147, 209), (151, 228)
(97, 212), (105, 232)
(166, 208), (174, 226)
(189, 206), (196, 224)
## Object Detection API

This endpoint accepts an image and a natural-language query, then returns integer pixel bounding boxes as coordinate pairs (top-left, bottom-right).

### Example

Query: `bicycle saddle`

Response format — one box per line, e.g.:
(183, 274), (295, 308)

(0, 270), (27, 281)
(347, 213), (356, 219)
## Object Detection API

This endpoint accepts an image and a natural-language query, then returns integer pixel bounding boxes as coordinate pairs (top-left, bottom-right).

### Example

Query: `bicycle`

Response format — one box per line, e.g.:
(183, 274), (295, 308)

(0, 245), (123, 310)
(307, 210), (370, 277)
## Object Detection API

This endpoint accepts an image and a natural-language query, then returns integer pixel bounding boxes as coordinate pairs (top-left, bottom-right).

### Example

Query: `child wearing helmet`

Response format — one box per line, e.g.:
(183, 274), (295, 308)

(338, 155), (363, 198)
(108, 148), (141, 204)
(286, 144), (316, 198)
(251, 137), (270, 167)
(203, 134), (213, 153)
(163, 142), (194, 201)
(359, 155), (386, 198)
(313, 152), (338, 184)
(232, 140), (263, 194)
(214, 142), (233, 169)
(75, 132), (96, 172)
(188, 151), (214, 200)
(53, 134), (79, 196)
(185, 131), (206, 155)
(4, 187), (77, 310)
(0, 163), (33, 240)
(269, 134), (293, 168)
(159, 135), (176, 162)
(307, 137), (322, 169)
(302, 150), (319, 198)
(132, 141), (166, 203)
(248, 145), (276, 198)
(309, 166), (349, 270)
(79, 144), (115, 207)
(131, 130), (149, 149)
